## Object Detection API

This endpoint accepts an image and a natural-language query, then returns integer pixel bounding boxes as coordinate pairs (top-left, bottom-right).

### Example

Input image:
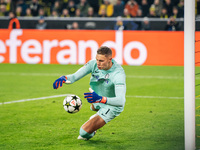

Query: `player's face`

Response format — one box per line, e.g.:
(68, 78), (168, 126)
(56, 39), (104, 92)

(96, 54), (112, 70)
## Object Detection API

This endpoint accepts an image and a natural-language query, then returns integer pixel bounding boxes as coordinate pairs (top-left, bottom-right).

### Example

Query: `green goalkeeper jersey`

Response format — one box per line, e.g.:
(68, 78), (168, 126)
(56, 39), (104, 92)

(66, 59), (126, 108)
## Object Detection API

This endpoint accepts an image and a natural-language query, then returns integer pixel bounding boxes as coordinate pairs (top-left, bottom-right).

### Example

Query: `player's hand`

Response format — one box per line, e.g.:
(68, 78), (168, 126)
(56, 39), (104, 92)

(53, 76), (67, 89)
(84, 88), (107, 104)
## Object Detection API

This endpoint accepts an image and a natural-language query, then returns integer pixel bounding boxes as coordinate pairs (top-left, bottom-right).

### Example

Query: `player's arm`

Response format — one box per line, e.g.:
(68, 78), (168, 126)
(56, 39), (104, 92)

(53, 61), (93, 89)
(106, 82), (126, 107)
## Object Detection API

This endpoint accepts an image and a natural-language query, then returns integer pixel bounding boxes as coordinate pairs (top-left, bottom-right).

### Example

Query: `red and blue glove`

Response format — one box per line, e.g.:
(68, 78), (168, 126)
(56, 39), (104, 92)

(84, 88), (107, 104)
(53, 76), (67, 89)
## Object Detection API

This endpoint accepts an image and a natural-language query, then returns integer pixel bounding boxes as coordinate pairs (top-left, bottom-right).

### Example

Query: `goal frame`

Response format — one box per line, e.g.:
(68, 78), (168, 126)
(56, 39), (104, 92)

(184, 0), (195, 149)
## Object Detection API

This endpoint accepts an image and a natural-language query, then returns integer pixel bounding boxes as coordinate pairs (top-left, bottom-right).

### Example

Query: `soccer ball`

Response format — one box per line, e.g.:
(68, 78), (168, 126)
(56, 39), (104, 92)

(63, 95), (82, 113)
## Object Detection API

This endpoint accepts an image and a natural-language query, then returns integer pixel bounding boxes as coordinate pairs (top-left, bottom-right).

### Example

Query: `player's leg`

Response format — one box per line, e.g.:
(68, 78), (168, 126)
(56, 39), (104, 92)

(82, 114), (106, 133)
(78, 104), (121, 140)
(78, 114), (105, 140)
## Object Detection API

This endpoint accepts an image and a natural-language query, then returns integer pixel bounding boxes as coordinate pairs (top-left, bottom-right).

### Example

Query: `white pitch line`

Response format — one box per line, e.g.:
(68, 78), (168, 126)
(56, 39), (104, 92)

(0, 72), (186, 79)
(0, 72), (61, 76)
(126, 95), (184, 99)
(0, 94), (189, 105)
(0, 94), (73, 105)
(126, 75), (184, 79)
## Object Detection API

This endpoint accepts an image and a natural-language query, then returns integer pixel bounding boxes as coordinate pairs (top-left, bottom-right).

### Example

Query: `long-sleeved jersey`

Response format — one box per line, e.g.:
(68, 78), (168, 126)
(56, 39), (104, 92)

(66, 59), (126, 109)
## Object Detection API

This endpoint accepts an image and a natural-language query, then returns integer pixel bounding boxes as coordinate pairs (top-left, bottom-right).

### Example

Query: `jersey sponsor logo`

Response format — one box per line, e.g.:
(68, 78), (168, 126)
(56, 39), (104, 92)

(92, 72), (110, 83)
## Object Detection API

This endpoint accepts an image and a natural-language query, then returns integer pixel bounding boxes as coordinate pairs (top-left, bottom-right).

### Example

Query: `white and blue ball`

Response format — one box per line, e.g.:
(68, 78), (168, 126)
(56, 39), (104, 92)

(63, 95), (82, 113)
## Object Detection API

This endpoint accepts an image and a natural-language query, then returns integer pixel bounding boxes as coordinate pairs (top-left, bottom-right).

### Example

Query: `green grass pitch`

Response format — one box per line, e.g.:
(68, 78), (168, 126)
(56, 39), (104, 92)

(0, 63), (200, 150)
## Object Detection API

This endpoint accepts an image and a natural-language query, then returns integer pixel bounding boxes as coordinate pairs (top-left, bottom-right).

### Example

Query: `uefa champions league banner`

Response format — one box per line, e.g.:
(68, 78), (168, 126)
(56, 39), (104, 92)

(0, 29), (195, 66)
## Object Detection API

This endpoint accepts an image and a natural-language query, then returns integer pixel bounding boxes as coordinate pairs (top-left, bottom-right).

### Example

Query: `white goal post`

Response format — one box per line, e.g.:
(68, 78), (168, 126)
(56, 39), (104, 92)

(184, 0), (195, 150)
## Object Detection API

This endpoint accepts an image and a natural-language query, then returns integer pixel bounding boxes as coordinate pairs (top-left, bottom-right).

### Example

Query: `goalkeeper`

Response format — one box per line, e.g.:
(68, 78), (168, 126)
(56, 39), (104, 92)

(53, 46), (126, 140)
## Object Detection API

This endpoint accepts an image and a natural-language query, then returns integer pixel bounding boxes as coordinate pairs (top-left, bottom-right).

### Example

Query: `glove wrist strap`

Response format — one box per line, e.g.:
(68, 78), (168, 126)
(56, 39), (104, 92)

(64, 76), (67, 79)
(101, 97), (107, 104)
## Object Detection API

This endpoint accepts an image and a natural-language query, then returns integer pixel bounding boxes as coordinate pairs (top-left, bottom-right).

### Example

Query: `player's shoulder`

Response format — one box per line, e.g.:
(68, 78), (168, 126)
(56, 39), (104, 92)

(84, 59), (96, 67)
(111, 60), (126, 80)
(112, 60), (125, 73)
(111, 60), (126, 84)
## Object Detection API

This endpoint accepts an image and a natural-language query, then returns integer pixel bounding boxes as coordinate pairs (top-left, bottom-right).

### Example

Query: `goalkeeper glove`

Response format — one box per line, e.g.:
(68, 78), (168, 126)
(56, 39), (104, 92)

(53, 76), (68, 89)
(84, 88), (107, 104)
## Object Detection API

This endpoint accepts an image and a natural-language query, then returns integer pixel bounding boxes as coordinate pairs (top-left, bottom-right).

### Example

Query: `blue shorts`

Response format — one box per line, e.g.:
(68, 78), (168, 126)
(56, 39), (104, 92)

(92, 103), (124, 123)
